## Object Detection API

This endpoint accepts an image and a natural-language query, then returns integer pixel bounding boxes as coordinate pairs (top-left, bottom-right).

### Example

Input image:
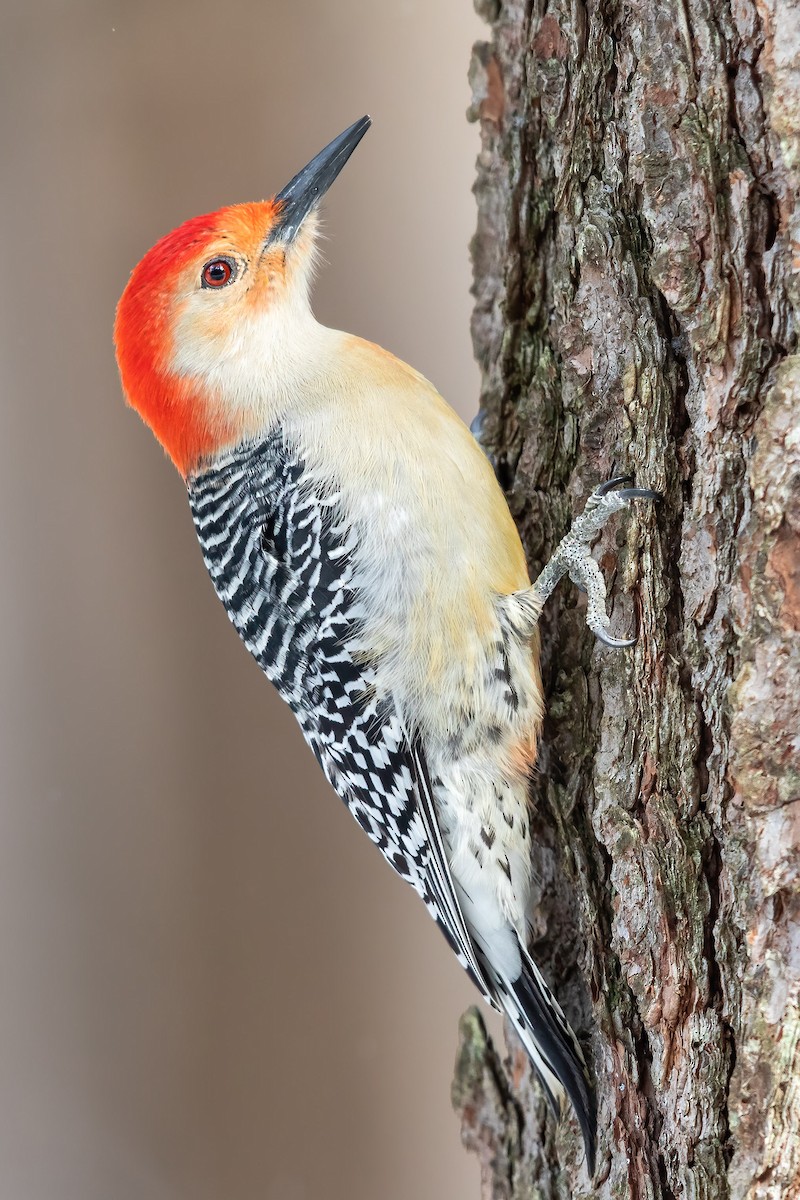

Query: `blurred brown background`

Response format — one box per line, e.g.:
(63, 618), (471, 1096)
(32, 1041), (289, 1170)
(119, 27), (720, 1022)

(0, 1), (492, 1198)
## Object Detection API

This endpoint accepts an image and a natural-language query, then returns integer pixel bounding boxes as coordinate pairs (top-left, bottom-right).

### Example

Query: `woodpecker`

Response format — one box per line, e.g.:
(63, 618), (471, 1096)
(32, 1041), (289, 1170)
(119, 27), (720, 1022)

(115, 116), (657, 1175)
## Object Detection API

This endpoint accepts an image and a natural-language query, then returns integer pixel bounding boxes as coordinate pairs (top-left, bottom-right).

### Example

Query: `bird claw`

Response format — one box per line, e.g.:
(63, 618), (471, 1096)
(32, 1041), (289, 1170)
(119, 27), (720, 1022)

(592, 626), (637, 649)
(529, 473), (659, 648)
(591, 475), (662, 505)
(596, 474), (634, 496)
(615, 487), (662, 503)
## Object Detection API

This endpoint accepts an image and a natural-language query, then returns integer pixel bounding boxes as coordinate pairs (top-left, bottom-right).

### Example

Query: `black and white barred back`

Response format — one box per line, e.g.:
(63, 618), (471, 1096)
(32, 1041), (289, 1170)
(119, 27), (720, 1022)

(187, 433), (488, 990)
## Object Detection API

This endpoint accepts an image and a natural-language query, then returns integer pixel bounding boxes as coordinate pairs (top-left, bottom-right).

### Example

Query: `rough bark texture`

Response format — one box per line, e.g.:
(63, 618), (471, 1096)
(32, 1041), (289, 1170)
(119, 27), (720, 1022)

(453, 0), (800, 1196)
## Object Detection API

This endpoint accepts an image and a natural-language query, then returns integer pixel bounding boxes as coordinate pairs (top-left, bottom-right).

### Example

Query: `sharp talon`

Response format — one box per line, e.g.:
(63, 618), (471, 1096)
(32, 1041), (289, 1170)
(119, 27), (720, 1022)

(596, 477), (661, 503)
(614, 487), (662, 502)
(596, 475), (634, 496)
(594, 628), (637, 648)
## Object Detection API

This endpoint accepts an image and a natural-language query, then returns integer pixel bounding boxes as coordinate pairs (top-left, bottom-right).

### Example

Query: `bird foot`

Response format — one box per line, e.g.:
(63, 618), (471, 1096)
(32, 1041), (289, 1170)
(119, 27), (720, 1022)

(529, 476), (660, 647)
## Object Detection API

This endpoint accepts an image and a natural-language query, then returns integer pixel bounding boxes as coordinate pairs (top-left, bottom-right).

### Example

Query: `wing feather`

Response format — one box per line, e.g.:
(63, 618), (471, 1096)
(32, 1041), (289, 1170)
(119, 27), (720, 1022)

(402, 723), (493, 999)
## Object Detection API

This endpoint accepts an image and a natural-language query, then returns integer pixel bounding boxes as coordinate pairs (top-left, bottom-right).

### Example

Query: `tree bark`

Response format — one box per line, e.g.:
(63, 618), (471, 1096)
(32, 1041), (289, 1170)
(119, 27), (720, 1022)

(452, 1), (800, 1196)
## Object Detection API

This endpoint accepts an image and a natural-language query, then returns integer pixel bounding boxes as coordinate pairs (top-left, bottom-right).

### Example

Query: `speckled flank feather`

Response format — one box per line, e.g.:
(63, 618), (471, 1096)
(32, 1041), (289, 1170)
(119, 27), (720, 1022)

(115, 177), (597, 1172)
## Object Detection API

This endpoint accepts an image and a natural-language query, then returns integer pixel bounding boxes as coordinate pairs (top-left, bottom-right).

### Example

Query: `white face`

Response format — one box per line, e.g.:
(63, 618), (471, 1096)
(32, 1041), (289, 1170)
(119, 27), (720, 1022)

(168, 214), (323, 417)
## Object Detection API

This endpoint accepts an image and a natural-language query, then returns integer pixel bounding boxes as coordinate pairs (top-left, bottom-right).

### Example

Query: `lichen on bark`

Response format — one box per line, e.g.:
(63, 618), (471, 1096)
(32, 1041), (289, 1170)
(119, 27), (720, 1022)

(455, 0), (800, 1196)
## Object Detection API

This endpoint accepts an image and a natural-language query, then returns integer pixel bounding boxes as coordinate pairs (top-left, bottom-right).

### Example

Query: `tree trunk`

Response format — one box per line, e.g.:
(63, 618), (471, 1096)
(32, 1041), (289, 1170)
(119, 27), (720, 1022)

(452, 1), (800, 1196)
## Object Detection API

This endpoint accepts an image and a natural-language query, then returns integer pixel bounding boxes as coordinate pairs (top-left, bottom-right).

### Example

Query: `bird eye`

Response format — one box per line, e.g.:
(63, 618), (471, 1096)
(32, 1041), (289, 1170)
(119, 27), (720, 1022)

(201, 257), (236, 289)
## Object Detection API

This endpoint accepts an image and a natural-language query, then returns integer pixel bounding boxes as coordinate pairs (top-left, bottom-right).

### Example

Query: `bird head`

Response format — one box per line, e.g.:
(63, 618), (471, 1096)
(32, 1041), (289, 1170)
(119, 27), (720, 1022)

(114, 117), (371, 478)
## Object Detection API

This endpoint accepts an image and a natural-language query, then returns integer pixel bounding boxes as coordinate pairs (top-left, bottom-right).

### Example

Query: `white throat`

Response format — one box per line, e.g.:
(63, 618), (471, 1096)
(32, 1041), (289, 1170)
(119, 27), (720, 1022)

(171, 292), (343, 437)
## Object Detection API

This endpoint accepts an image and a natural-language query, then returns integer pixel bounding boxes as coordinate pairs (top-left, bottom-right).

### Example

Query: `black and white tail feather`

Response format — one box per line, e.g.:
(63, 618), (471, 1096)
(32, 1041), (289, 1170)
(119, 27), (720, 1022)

(487, 948), (597, 1174)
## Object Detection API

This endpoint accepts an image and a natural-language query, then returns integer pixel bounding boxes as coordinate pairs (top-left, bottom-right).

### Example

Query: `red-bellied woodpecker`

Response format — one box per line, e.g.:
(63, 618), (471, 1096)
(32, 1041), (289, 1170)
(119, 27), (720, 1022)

(114, 116), (657, 1175)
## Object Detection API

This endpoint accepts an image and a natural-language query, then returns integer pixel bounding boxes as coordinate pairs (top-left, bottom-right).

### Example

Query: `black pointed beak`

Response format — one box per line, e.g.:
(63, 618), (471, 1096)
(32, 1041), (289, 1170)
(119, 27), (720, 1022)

(269, 115), (372, 245)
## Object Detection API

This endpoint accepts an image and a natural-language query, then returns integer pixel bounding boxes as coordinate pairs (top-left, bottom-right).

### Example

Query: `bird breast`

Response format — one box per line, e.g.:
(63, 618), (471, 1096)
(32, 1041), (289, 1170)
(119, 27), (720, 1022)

(280, 333), (542, 757)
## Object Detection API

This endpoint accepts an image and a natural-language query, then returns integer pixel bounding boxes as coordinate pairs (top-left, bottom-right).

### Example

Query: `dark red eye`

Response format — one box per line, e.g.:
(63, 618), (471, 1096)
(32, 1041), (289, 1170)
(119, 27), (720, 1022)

(201, 258), (236, 289)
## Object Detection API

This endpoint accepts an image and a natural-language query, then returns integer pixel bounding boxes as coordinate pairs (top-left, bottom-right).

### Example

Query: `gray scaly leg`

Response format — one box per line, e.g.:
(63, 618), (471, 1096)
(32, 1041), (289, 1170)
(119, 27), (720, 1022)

(530, 476), (660, 648)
